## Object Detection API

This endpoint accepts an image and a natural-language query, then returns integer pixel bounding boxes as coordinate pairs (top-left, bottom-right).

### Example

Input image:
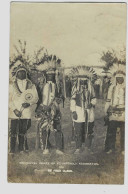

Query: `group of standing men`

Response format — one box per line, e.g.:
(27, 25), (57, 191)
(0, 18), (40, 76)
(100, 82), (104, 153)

(9, 57), (64, 155)
(69, 64), (125, 155)
(9, 59), (125, 156)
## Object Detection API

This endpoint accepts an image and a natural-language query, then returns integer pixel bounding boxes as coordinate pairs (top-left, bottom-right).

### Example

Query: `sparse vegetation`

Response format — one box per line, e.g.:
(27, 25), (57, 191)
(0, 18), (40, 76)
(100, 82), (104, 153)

(101, 47), (126, 71)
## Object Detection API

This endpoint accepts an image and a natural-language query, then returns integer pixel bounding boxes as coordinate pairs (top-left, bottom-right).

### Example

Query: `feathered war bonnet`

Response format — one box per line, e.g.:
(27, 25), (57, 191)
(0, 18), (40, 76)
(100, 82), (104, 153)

(9, 57), (30, 83)
(35, 54), (62, 94)
(108, 63), (126, 85)
(36, 54), (61, 72)
(36, 54), (61, 84)
(68, 66), (97, 80)
(68, 66), (97, 91)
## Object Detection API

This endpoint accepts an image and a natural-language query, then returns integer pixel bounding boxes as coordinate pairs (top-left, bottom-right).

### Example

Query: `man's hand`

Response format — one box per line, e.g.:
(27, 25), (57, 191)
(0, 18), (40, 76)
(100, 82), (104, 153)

(14, 109), (22, 117)
(87, 104), (92, 109)
(22, 103), (30, 108)
(72, 111), (78, 120)
(107, 106), (113, 113)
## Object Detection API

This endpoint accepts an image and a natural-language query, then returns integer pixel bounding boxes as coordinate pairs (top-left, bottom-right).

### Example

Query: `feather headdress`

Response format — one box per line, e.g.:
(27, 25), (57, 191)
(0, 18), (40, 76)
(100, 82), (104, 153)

(108, 63), (125, 85)
(68, 66), (97, 79)
(36, 55), (61, 72)
(108, 63), (125, 77)
(9, 59), (30, 83)
(9, 40), (31, 81)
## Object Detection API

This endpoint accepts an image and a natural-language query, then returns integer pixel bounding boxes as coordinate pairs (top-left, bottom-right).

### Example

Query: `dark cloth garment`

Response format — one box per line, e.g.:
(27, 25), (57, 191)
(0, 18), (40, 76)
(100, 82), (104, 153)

(42, 126), (51, 149)
(74, 122), (85, 148)
(65, 79), (72, 98)
(102, 81), (109, 100)
(74, 121), (94, 149)
(76, 93), (82, 107)
(10, 119), (31, 153)
(36, 84), (43, 110)
(71, 123), (75, 141)
(105, 121), (125, 152)
(94, 85), (100, 98)
(86, 122), (94, 148)
(41, 119), (64, 151)
(54, 120), (64, 150)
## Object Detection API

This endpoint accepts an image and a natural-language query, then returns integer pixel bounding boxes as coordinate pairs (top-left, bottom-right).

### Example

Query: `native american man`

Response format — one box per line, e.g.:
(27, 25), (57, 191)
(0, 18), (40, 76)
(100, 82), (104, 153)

(9, 60), (39, 153)
(69, 66), (97, 154)
(36, 56), (64, 155)
(104, 63), (125, 155)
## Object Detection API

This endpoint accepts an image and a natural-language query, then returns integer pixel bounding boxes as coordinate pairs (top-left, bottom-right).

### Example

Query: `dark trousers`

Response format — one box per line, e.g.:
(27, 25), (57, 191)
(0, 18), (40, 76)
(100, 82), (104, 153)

(95, 85), (100, 98)
(42, 120), (64, 151)
(10, 119), (31, 153)
(74, 122), (94, 149)
(105, 120), (125, 152)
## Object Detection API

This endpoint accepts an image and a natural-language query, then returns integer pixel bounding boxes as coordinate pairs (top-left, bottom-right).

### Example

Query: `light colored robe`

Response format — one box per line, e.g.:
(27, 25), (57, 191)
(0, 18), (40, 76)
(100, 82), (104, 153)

(9, 79), (39, 119)
(70, 83), (96, 123)
(105, 83), (125, 121)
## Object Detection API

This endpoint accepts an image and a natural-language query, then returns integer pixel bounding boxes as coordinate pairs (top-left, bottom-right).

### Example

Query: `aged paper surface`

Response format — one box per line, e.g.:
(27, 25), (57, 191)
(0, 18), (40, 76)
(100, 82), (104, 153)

(8, 2), (126, 183)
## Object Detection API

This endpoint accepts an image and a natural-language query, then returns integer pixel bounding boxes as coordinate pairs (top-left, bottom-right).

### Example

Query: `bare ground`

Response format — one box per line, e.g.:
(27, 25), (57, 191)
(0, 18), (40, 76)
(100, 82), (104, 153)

(8, 99), (124, 184)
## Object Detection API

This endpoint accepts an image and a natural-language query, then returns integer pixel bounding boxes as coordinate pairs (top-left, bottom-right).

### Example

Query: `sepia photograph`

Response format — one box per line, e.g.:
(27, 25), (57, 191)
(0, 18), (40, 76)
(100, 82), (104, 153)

(8, 2), (126, 184)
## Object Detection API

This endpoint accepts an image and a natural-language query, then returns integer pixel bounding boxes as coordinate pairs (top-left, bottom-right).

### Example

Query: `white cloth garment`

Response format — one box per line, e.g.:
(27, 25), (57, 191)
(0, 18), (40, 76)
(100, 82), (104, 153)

(105, 83), (125, 121)
(42, 81), (56, 106)
(70, 83), (96, 123)
(9, 79), (39, 119)
(17, 79), (27, 93)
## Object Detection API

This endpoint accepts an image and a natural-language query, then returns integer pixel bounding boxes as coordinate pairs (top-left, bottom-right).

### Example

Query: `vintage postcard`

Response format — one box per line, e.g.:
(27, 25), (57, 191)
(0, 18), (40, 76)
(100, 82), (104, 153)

(8, 2), (127, 184)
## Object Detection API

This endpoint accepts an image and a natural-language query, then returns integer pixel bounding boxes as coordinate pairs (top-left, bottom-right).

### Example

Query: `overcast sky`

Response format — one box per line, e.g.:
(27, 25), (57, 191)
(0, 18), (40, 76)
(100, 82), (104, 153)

(10, 2), (127, 67)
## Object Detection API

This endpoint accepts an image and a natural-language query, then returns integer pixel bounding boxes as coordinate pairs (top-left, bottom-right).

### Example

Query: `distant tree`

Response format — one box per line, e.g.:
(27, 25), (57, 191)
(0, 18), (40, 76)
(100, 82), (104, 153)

(10, 40), (31, 70)
(101, 47), (126, 71)
(9, 40), (63, 84)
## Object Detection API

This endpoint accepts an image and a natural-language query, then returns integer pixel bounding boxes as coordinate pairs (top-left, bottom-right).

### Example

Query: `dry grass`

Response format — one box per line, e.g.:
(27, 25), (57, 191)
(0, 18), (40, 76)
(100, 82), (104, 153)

(8, 99), (124, 184)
